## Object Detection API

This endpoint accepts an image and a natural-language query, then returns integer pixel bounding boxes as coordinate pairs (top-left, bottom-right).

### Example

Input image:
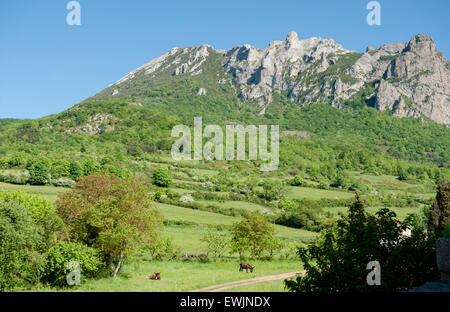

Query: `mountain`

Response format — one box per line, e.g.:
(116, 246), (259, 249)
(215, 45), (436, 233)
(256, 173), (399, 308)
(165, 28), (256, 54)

(90, 32), (449, 124)
(0, 31), (449, 185)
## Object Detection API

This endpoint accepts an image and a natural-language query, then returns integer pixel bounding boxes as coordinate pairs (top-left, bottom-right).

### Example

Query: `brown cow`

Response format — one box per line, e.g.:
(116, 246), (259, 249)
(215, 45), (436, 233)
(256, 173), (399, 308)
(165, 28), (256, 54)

(239, 262), (254, 273)
(149, 272), (161, 280)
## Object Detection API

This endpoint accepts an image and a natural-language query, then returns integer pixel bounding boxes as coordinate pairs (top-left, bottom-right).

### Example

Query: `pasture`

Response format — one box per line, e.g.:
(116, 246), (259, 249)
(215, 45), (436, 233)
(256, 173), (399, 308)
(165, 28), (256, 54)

(0, 158), (436, 292)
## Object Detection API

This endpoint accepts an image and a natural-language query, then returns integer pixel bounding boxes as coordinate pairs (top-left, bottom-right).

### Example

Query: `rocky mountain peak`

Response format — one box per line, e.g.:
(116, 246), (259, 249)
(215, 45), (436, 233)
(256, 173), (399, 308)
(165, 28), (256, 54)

(98, 32), (449, 125)
(403, 34), (437, 55)
(286, 31), (299, 44)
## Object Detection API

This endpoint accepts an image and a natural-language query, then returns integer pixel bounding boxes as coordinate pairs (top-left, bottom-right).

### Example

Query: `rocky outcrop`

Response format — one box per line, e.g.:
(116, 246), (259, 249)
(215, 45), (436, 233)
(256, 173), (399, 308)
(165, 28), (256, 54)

(100, 32), (449, 124)
(376, 34), (450, 124)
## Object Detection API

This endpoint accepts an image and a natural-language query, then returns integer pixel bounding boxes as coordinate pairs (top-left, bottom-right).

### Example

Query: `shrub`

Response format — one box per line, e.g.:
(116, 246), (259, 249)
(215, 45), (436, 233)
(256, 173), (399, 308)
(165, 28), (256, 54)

(291, 175), (305, 186)
(43, 242), (105, 287)
(0, 200), (46, 291)
(201, 231), (229, 262)
(0, 191), (65, 248)
(146, 238), (179, 261)
(152, 166), (172, 187)
(260, 180), (286, 201)
(0, 171), (29, 185)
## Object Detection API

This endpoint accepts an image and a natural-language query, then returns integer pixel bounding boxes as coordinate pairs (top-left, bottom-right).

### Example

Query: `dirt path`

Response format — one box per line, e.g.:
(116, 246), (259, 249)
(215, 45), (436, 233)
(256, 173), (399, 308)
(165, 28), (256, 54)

(189, 270), (305, 292)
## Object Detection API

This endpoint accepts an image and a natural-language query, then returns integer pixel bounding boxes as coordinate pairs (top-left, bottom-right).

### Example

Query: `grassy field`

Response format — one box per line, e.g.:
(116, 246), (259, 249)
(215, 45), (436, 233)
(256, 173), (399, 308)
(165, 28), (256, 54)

(196, 200), (267, 213)
(0, 164), (436, 292)
(157, 202), (318, 244)
(286, 186), (355, 200)
(0, 182), (67, 202)
(323, 205), (424, 220)
(28, 259), (301, 292)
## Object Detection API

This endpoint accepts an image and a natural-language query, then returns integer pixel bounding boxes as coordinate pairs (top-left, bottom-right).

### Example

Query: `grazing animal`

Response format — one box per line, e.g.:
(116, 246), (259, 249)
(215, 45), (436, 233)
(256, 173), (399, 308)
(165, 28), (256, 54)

(239, 262), (254, 273)
(149, 272), (161, 280)
(197, 253), (207, 258)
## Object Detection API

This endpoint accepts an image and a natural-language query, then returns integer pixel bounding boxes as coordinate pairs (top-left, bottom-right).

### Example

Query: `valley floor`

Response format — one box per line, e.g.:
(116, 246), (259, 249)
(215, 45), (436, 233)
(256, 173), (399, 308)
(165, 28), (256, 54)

(1, 158), (436, 292)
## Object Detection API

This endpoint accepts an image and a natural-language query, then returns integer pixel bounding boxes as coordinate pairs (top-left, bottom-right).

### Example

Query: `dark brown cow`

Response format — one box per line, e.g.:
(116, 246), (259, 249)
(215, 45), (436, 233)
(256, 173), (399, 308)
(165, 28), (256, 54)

(149, 272), (161, 280)
(239, 262), (254, 273)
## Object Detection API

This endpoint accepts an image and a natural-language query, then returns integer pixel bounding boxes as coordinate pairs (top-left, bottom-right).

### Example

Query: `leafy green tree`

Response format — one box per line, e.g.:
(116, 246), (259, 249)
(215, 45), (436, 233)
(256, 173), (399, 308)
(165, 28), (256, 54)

(152, 166), (172, 187)
(428, 179), (450, 234)
(56, 173), (164, 275)
(28, 160), (50, 185)
(231, 212), (275, 257)
(201, 231), (229, 262)
(285, 194), (439, 292)
(0, 200), (46, 291)
(69, 161), (83, 181)
(51, 159), (70, 179)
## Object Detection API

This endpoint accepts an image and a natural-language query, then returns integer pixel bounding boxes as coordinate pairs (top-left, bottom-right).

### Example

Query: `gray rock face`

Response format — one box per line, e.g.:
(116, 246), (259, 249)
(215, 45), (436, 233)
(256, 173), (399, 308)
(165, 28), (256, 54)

(105, 32), (449, 124)
(224, 31), (354, 107)
(377, 34), (450, 124)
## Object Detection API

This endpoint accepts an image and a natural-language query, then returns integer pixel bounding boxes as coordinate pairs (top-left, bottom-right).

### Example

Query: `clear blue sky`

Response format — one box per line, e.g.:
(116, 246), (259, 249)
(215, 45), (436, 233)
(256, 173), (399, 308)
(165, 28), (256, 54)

(1, 0), (449, 119)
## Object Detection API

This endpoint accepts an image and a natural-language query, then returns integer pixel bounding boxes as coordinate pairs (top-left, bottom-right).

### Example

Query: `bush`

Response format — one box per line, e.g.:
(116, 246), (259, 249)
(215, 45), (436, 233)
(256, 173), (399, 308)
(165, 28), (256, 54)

(291, 175), (305, 186)
(0, 191), (65, 248)
(0, 200), (46, 291)
(0, 171), (29, 185)
(146, 238), (179, 261)
(260, 180), (286, 201)
(276, 200), (323, 231)
(43, 242), (105, 287)
(152, 166), (172, 187)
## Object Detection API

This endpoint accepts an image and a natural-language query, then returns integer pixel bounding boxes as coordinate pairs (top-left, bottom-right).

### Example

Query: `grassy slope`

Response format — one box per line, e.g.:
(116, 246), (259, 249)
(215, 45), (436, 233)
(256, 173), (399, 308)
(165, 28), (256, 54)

(30, 260), (301, 292)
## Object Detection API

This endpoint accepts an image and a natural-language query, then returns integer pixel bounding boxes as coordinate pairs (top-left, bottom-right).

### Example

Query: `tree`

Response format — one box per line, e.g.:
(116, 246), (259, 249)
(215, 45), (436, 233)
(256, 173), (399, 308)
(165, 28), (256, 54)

(28, 160), (50, 185)
(428, 179), (450, 234)
(201, 231), (228, 262)
(152, 166), (172, 187)
(285, 194), (439, 292)
(69, 161), (83, 181)
(55, 173), (163, 275)
(231, 212), (275, 257)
